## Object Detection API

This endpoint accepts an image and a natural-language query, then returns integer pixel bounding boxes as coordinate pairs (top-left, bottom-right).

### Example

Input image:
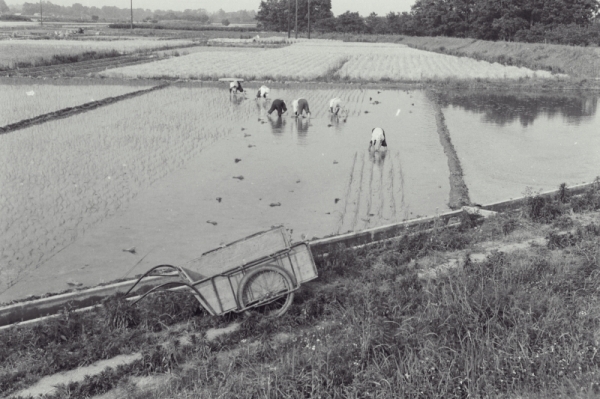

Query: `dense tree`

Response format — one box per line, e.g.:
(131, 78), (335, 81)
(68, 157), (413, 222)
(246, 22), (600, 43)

(335, 11), (366, 33)
(256, 0), (333, 32)
(410, 0), (600, 40)
(365, 12), (387, 34)
(0, 0), (9, 14)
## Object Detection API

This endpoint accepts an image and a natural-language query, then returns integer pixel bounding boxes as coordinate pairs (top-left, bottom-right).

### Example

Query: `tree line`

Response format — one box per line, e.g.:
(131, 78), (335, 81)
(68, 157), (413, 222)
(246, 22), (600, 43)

(257, 0), (600, 45)
(16, 2), (255, 24)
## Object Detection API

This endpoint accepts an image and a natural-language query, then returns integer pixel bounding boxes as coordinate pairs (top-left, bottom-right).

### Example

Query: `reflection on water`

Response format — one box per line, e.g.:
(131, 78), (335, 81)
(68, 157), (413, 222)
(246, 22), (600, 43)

(441, 90), (600, 205)
(437, 91), (598, 127)
(268, 115), (286, 133)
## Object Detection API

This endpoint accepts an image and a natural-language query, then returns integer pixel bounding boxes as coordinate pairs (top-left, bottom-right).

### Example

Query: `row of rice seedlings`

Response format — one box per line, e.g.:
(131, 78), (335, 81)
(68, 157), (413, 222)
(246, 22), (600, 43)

(0, 84), (150, 127)
(337, 50), (555, 81)
(0, 87), (244, 295)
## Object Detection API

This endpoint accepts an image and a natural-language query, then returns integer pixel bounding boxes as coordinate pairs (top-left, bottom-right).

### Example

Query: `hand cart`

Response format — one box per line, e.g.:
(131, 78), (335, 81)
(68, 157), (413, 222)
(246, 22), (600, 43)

(125, 227), (317, 317)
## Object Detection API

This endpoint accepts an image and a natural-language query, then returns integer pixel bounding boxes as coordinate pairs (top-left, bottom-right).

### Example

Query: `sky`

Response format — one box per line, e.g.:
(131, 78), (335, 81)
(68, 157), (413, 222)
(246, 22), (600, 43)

(11, 0), (416, 16)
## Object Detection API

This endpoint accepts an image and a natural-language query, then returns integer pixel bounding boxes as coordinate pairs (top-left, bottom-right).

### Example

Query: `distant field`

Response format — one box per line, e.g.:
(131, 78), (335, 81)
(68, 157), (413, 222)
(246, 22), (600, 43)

(0, 21), (36, 27)
(100, 40), (556, 81)
(0, 39), (196, 68)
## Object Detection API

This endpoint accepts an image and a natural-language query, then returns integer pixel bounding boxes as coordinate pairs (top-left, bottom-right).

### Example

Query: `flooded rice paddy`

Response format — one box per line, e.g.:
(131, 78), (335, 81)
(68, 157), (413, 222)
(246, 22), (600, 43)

(1, 83), (599, 302)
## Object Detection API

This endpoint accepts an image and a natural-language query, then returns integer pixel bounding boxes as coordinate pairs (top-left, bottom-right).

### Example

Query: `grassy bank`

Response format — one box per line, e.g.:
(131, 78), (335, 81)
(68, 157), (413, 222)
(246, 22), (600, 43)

(401, 36), (600, 80)
(2, 181), (600, 398)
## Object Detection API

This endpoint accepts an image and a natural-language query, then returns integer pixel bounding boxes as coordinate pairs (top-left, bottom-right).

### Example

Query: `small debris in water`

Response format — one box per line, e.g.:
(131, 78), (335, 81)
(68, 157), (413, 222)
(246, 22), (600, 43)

(296, 180), (301, 183)
(216, 197), (222, 203)
(235, 158), (242, 163)
(244, 133), (251, 137)
(364, 110), (369, 114)
(241, 127), (245, 131)
(270, 202), (281, 207)
(66, 280), (82, 287)
(377, 91), (381, 94)
(335, 198), (340, 204)
(248, 145), (256, 148)
(327, 124), (333, 127)
(373, 101), (380, 105)
(396, 109), (401, 116)
(207, 220), (218, 226)
(412, 103), (414, 106)
(122, 247), (136, 254)
(369, 213), (375, 216)
(333, 160), (338, 164)
(233, 176), (244, 180)
(369, 97), (372, 101)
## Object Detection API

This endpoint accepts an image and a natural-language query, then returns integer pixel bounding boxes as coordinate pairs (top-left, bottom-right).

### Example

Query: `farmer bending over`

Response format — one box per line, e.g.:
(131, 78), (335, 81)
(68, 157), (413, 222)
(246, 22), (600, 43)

(369, 127), (387, 151)
(329, 97), (344, 115)
(292, 98), (310, 118)
(267, 99), (287, 117)
(229, 80), (243, 95)
(256, 85), (270, 99)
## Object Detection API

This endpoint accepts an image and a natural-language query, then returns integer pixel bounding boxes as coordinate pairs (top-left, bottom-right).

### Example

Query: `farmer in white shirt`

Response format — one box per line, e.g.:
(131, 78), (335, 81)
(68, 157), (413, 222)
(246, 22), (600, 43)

(292, 98), (310, 118)
(369, 127), (387, 151)
(329, 97), (344, 115)
(256, 85), (270, 99)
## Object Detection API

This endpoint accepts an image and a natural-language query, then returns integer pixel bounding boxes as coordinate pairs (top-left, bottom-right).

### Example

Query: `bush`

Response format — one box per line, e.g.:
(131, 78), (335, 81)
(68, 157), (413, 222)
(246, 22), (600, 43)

(0, 14), (32, 21)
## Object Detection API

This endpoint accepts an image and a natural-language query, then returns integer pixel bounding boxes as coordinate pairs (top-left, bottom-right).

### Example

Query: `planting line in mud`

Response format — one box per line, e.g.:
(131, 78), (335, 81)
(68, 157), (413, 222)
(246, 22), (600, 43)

(426, 91), (471, 209)
(337, 150), (405, 234)
(0, 83), (170, 135)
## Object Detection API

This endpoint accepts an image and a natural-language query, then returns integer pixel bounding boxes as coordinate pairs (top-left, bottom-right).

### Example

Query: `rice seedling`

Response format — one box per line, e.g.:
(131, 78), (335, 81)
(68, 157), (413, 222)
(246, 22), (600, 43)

(101, 41), (557, 82)
(0, 86), (244, 295)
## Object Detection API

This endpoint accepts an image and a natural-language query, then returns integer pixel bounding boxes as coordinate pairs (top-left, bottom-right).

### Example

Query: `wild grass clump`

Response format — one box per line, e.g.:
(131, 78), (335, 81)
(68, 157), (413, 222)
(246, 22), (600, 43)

(0, 290), (203, 396)
(525, 179), (600, 223)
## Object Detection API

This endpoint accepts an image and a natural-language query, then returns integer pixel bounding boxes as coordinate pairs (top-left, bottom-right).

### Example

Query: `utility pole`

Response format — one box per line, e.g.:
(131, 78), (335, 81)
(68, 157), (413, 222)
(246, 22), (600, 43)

(295, 0), (298, 39)
(307, 0), (310, 39)
(130, 0), (133, 29)
(287, 0), (291, 38)
(39, 0), (42, 26)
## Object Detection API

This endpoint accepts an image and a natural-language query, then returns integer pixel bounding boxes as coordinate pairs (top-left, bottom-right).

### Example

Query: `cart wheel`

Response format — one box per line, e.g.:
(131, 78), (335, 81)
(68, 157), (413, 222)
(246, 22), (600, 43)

(237, 265), (295, 318)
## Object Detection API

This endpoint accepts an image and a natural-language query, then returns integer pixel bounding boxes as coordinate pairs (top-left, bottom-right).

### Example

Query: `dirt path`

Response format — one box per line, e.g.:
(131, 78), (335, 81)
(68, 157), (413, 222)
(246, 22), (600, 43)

(426, 90), (471, 209)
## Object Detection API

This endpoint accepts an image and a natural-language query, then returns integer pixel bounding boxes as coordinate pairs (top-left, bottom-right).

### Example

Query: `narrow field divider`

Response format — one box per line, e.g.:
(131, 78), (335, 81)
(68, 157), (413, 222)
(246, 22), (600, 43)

(0, 83), (171, 135)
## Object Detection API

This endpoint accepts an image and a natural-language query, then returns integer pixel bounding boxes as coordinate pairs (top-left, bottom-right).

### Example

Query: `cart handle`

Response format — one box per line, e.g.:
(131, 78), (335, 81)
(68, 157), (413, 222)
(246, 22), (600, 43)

(124, 264), (180, 297)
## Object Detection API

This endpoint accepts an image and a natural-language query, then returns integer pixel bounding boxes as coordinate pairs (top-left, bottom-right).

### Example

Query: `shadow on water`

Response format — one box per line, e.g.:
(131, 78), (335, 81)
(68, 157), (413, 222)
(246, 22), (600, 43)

(436, 91), (598, 127)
